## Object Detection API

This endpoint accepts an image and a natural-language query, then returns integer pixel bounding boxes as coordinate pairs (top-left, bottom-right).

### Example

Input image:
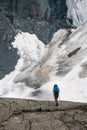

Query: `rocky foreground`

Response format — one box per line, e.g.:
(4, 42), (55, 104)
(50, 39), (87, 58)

(0, 98), (87, 130)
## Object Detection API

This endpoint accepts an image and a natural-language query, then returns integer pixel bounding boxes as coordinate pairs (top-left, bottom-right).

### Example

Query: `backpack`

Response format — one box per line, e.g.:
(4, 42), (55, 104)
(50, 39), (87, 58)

(53, 84), (59, 93)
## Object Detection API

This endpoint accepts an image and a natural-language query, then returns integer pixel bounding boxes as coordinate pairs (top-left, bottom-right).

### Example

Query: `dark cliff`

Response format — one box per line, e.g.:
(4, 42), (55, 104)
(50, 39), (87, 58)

(0, 0), (68, 44)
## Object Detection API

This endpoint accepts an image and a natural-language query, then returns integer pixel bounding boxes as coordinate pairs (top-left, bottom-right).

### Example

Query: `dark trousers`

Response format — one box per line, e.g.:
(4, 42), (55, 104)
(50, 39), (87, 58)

(54, 92), (59, 106)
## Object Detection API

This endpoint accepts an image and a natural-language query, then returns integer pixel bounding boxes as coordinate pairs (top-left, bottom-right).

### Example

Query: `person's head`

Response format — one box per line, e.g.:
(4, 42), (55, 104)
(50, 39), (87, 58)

(54, 84), (58, 88)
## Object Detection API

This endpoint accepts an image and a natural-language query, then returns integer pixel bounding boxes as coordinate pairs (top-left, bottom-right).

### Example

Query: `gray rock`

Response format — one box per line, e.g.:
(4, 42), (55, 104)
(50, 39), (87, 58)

(0, 98), (87, 130)
(0, 14), (19, 79)
(0, 0), (70, 44)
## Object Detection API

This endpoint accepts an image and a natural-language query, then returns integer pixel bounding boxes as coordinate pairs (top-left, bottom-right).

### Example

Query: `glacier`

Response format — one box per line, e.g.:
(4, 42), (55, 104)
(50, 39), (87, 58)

(66, 0), (87, 27)
(0, 22), (87, 103)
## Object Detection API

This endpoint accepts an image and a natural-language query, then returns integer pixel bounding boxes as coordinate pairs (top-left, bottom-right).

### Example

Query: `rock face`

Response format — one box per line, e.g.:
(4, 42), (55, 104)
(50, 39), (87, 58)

(0, 0), (69, 44)
(0, 98), (87, 130)
(0, 14), (19, 79)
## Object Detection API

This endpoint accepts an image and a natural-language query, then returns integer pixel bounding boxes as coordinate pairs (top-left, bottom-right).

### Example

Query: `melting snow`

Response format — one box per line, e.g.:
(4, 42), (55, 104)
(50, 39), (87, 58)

(0, 28), (87, 103)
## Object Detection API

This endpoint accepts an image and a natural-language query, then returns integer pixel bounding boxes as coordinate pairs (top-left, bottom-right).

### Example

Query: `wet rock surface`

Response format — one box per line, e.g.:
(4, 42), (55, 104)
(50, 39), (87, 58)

(0, 98), (87, 130)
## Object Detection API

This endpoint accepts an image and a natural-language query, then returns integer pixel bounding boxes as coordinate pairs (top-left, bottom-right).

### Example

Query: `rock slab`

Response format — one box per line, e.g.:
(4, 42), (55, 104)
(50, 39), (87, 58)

(0, 98), (87, 130)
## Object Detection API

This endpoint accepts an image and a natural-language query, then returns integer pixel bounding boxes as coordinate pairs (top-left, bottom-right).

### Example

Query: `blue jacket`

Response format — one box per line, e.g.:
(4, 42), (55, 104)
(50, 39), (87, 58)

(53, 84), (59, 93)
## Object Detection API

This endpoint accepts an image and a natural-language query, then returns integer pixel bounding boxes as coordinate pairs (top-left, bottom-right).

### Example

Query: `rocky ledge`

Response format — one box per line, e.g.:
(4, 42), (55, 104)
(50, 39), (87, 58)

(0, 98), (87, 130)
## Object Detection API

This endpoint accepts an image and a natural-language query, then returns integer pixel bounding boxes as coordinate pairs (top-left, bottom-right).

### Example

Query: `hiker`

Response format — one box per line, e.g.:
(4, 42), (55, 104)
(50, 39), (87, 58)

(53, 84), (60, 106)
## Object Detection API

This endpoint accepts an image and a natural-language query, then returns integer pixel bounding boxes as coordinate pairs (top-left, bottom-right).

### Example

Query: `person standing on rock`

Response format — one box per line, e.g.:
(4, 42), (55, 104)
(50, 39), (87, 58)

(53, 84), (60, 106)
